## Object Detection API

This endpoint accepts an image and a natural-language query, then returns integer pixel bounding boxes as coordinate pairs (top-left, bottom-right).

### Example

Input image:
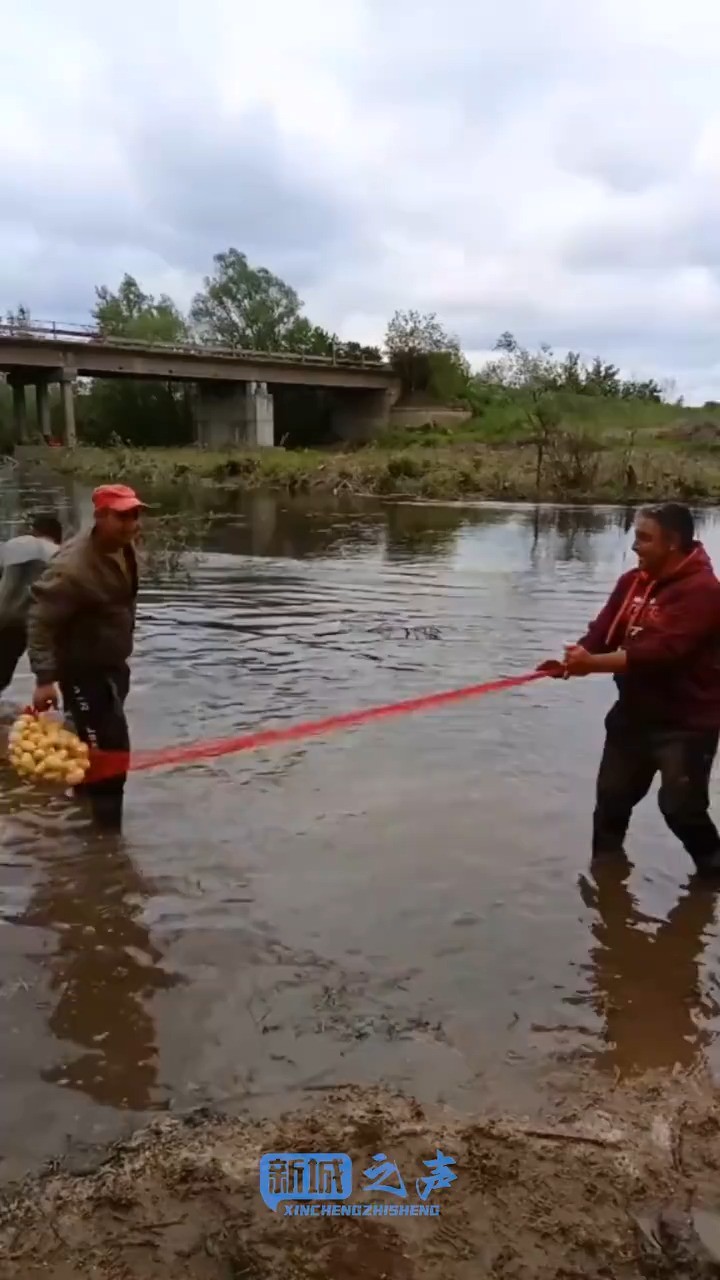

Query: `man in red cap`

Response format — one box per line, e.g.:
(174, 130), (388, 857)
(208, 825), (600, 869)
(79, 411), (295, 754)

(26, 484), (147, 831)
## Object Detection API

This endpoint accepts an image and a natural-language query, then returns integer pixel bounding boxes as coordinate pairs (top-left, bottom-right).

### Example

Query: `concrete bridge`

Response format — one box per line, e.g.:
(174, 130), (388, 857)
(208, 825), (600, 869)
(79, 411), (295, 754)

(0, 321), (400, 447)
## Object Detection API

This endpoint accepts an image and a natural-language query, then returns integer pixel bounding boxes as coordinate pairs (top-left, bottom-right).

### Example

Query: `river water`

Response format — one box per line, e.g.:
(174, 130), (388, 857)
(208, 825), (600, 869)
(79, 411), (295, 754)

(1, 469), (719, 1181)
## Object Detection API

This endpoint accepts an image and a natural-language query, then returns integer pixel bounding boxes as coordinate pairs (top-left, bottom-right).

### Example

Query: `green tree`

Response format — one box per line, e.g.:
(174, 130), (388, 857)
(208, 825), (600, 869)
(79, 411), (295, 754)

(480, 332), (561, 392)
(85, 274), (192, 445)
(385, 310), (469, 398)
(190, 248), (310, 349)
(620, 376), (663, 403)
(478, 333), (564, 489)
(482, 332), (664, 403)
(287, 322), (382, 361)
(559, 351), (584, 393)
(583, 356), (622, 397)
(283, 319), (338, 357)
(478, 332), (670, 490)
(341, 339), (382, 362)
(93, 274), (188, 343)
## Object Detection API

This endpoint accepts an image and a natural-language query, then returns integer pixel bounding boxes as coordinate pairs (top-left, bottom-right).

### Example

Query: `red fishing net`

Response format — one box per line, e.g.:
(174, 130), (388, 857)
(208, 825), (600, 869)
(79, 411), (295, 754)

(85, 670), (548, 783)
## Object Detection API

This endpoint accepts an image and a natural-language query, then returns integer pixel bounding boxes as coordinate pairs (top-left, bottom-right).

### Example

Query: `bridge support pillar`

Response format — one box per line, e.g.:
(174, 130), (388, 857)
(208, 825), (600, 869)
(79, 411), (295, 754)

(330, 388), (391, 442)
(247, 382), (274, 447)
(195, 381), (274, 448)
(8, 375), (28, 444)
(60, 371), (77, 447)
(35, 379), (51, 440)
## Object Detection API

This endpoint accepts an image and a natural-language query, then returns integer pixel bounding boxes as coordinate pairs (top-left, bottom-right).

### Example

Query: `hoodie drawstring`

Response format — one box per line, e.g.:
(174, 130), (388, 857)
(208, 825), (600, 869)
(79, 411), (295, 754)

(604, 546), (702, 649)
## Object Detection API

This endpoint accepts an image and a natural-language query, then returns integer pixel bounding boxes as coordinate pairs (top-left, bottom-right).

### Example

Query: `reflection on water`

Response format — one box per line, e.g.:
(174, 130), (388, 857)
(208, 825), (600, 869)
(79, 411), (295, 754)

(13, 839), (179, 1111)
(1, 463), (720, 1177)
(578, 862), (720, 1076)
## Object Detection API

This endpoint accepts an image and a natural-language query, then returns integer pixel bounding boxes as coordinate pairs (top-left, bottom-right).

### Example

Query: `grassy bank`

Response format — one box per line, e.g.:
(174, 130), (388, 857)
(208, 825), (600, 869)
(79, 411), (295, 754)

(28, 399), (720, 503)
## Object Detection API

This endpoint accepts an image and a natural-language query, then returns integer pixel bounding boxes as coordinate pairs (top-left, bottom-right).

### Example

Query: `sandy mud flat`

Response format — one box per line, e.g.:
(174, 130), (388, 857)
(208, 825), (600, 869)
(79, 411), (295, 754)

(2, 1074), (720, 1278)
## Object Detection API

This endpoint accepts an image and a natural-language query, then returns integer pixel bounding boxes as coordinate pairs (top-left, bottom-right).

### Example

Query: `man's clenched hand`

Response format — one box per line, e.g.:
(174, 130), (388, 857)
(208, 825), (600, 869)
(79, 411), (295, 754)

(33, 682), (59, 711)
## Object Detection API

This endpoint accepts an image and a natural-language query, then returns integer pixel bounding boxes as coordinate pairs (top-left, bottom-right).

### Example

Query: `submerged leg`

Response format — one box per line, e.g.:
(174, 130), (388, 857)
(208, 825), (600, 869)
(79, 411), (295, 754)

(592, 722), (655, 859)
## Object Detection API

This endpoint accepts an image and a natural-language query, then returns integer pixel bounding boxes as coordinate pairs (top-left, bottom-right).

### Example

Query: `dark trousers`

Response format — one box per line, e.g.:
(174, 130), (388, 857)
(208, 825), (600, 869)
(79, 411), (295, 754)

(0, 622), (27, 693)
(59, 665), (130, 831)
(594, 705), (720, 867)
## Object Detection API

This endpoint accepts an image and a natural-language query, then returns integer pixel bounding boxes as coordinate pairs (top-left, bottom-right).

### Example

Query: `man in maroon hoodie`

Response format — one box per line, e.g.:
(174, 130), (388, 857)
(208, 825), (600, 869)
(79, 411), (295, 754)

(539, 503), (720, 876)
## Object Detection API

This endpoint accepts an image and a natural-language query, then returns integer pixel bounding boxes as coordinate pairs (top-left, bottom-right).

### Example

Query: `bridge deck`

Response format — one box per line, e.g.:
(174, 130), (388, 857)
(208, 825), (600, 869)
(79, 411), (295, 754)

(0, 323), (397, 391)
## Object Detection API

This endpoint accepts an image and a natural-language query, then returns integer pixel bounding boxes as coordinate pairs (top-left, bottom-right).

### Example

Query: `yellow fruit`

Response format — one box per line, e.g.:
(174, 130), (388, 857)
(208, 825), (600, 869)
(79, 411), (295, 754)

(20, 752), (34, 770)
(66, 768), (85, 786)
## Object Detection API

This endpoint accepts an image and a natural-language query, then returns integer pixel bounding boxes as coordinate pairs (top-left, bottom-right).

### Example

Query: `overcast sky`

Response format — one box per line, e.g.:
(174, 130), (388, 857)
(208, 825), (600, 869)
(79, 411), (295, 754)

(2, 0), (720, 401)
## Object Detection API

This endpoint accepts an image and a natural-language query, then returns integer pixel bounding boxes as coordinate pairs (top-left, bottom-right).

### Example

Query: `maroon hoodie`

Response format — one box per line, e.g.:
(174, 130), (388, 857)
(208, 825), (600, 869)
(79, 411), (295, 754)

(578, 541), (720, 730)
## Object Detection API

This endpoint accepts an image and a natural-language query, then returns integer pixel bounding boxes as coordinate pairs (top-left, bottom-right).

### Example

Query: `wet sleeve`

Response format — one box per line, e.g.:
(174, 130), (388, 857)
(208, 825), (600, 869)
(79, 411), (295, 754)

(26, 563), (83, 684)
(576, 578), (628, 653)
(625, 591), (720, 667)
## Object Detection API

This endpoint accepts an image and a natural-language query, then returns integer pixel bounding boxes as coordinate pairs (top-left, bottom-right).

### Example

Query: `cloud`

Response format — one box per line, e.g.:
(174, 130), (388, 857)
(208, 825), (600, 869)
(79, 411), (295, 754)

(2, 0), (720, 399)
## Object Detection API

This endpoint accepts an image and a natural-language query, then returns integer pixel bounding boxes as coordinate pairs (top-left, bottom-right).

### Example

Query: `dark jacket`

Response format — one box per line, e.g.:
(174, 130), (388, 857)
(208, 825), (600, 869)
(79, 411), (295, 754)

(578, 541), (720, 730)
(27, 529), (138, 684)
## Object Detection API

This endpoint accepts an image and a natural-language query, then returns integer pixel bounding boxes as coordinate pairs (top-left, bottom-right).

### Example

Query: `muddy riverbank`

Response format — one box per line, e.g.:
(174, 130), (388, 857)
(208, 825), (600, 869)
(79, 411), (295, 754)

(2, 1075), (720, 1278)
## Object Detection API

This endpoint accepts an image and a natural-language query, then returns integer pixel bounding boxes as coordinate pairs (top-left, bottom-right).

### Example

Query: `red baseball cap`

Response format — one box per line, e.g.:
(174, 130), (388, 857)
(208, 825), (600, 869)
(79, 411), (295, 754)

(92, 484), (148, 513)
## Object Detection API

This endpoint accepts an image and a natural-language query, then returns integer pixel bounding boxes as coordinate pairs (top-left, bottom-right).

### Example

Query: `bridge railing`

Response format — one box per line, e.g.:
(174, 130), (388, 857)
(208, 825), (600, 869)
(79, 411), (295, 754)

(0, 319), (390, 371)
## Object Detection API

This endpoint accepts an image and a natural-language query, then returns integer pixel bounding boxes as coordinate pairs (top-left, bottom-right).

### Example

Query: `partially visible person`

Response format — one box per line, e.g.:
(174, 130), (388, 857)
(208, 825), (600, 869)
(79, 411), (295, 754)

(0, 513), (63, 695)
(27, 484), (147, 831)
(538, 503), (720, 877)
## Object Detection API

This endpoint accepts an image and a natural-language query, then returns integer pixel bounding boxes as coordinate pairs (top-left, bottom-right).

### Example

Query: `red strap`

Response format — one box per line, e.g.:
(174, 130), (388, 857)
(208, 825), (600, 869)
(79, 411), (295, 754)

(86, 669), (549, 784)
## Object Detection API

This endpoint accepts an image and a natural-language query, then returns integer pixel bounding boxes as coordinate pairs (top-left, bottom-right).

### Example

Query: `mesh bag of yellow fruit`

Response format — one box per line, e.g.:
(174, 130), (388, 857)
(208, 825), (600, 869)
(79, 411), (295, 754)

(7, 708), (91, 787)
